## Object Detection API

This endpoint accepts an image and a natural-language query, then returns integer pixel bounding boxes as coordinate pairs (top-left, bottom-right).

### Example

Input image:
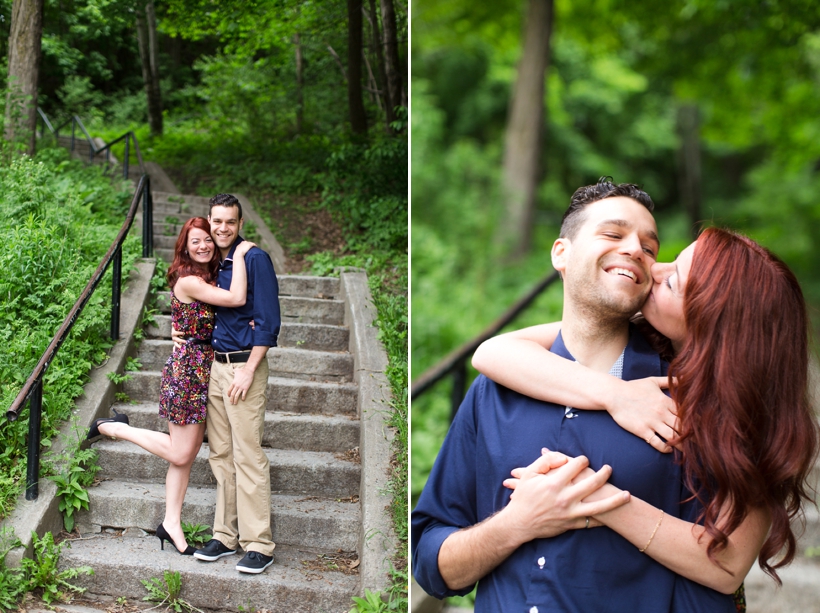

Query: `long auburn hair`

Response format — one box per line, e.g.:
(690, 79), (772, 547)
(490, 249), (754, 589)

(166, 217), (219, 289)
(668, 227), (818, 582)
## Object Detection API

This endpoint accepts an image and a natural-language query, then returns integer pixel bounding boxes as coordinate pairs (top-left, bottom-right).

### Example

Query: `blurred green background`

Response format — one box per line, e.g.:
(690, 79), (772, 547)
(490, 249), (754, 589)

(410, 0), (820, 528)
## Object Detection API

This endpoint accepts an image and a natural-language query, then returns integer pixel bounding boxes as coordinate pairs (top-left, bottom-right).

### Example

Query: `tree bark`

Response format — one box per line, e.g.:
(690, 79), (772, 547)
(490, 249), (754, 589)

(347, 0), (368, 134)
(136, 1), (162, 136)
(676, 103), (702, 240)
(294, 32), (304, 134)
(379, 0), (403, 123)
(500, 0), (554, 258)
(367, 0), (392, 128)
(5, 0), (44, 155)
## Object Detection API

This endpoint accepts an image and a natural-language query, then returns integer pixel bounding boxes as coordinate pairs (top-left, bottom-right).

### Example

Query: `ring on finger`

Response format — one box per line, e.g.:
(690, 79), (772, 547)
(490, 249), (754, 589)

(585, 517), (590, 529)
(645, 433), (655, 444)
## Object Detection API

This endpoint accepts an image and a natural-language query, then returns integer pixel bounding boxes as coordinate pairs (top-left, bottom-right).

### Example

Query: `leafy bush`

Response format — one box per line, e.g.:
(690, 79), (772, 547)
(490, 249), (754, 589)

(0, 146), (141, 519)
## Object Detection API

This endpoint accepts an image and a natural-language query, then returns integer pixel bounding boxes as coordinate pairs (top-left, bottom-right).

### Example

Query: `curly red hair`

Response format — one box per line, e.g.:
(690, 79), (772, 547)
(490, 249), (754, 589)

(669, 227), (818, 583)
(166, 217), (218, 289)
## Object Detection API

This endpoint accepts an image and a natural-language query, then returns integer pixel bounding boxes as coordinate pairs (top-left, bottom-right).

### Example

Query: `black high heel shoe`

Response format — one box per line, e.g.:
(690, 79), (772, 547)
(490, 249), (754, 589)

(156, 523), (195, 555)
(86, 408), (129, 441)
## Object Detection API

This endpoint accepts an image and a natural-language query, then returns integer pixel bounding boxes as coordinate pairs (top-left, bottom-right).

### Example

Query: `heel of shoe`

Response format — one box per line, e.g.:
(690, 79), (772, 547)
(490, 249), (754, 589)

(157, 536), (165, 551)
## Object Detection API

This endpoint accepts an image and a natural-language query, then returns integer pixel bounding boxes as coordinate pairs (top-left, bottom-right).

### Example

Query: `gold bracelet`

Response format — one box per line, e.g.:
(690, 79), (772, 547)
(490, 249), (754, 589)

(639, 510), (664, 553)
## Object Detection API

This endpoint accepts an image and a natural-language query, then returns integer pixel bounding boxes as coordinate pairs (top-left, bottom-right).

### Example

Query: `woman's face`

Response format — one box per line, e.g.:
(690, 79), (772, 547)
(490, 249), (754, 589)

(642, 240), (697, 350)
(186, 227), (215, 264)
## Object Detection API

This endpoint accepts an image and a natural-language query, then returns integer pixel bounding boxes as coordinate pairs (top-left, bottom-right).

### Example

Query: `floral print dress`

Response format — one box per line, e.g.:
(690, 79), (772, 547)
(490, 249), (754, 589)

(158, 293), (215, 424)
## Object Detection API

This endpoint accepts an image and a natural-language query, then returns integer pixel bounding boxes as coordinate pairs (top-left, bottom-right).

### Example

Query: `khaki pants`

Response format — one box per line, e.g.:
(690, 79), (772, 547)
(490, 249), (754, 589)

(206, 358), (275, 555)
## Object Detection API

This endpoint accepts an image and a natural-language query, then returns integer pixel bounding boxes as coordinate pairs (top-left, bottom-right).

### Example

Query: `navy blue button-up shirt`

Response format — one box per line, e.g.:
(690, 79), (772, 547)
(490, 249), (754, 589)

(211, 237), (280, 352)
(411, 327), (734, 613)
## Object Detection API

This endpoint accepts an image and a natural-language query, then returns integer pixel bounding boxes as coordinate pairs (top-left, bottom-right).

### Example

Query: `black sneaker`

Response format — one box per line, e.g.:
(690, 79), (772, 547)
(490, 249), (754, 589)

(193, 539), (237, 562)
(236, 551), (274, 574)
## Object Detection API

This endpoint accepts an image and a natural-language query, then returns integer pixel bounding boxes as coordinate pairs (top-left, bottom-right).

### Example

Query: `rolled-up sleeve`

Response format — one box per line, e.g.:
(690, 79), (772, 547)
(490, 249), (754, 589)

(411, 379), (483, 599)
(247, 249), (280, 347)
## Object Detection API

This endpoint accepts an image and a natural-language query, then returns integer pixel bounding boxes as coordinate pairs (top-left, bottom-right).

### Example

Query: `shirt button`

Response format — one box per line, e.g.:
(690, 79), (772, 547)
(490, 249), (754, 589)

(538, 556), (545, 569)
(530, 607), (538, 613)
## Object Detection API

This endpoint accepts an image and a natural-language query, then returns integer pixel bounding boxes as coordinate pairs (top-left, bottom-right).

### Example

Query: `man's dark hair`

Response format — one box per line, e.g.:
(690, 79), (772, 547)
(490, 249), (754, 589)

(560, 177), (654, 239)
(209, 193), (243, 220)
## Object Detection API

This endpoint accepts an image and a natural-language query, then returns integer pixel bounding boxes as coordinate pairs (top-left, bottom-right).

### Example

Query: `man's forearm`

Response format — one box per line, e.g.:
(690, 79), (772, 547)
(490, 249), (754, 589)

(245, 346), (270, 372)
(438, 508), (526, 590)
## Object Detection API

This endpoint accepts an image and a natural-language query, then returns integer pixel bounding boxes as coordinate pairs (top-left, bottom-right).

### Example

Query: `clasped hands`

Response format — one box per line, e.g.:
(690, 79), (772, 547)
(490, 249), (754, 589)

(500, 449), (629, 540)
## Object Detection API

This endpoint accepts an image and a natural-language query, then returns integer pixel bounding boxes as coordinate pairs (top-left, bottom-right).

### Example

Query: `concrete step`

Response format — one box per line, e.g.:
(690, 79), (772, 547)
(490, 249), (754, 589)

(153, 292), (345, 325)
(124, 372), (358, 416)
(136, 340), (353, 382)
(146, 316), (349, 352)
(744, 556), (820, 612)
(59, 534), (358, 613)
(152, 200), (210, 218)
(93, 440), (361, 498)
(155, 277), (341, 311)
(79, 480), (360, 551)
(154, 191), (211, 207)
(109, 402), (359, 453)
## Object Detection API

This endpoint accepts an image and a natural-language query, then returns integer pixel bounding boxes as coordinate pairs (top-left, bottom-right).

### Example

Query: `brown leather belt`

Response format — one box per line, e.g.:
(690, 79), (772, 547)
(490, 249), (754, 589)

(214, 351), (251, 364)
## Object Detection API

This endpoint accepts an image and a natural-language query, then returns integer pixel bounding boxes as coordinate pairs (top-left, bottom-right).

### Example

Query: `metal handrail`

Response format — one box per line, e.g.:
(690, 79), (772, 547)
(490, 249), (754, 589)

(5, 142), (154, 499)
(37, 109), (146, 179)
(410, 271), (561, 419)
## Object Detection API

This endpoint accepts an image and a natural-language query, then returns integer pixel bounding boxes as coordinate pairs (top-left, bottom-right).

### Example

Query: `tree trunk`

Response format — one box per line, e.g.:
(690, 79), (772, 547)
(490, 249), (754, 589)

(5, 0), (44, 155)
(500, 0), (554, 258)
(347, 0), (368, 134)
(379, 0), (403, 122)
(136, 1), (162, 136)
(367, 0), (392, 128)
(294, 32), (304, 134)
(676, 103), (702, 240)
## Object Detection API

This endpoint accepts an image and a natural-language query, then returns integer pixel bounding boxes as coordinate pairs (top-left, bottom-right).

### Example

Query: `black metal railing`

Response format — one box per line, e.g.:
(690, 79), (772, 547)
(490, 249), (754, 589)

(37, 108), (146, 181)
(410, 271), (561, 420)
(6, 125), (155, 500)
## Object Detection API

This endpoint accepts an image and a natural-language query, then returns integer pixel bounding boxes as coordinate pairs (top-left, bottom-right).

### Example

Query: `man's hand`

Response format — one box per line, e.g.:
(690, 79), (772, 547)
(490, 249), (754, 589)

(501, 452), (630, 539)
(171, 325), (185, 349)
(227, 365), (255, 405)
(607, 377), (678, 453)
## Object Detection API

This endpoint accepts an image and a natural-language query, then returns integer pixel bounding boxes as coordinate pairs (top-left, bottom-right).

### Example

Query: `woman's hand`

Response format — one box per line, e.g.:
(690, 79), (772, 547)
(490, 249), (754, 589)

(607, 377), (678, 453)
(234, 241), (256, 257)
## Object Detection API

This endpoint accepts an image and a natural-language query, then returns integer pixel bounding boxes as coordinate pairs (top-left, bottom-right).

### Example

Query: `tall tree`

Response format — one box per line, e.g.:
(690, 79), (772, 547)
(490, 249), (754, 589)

(136, 0), (163, 136)
(347, 0), (368, 133)
(5, 0), (44, 155)
(294, 32), (304, 134)
(500, 0), (554, 257)
(676, 103), (701, 240)
(380, 0), (403, 119)
(367, 0), (392, 129)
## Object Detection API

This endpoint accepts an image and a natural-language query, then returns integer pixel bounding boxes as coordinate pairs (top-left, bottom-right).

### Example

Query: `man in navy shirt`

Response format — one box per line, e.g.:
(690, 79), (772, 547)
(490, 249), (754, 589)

(186, 194), (280, 575)
(412, 181), (688, 612)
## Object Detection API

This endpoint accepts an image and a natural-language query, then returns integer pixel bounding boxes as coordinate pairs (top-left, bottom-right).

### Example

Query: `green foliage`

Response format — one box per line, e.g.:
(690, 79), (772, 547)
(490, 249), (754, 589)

(350, 589), (388, 613)
(19, 531), (93, 605)
(0, 528), (24, 612)
(181, 523), (212, 548)
(0, 145), (140, 520)
(45, 424), (100, 532)
(142, 570), (202, 613)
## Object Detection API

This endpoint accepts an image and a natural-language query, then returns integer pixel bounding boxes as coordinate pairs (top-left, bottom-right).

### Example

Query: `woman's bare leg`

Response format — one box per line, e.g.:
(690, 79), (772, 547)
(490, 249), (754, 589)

(98, 420), (205, 551)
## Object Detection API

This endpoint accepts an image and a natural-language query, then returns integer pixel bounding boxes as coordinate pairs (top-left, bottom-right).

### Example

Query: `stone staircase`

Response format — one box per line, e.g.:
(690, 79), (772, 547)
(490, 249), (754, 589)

(41, 168), (388, 609)
(66, 272), (363, 611)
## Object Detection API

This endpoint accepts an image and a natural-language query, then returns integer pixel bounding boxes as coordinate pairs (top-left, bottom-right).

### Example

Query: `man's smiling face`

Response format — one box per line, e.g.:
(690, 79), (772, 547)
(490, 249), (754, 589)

(208, 204), (244, 255)
(553, 196), (659, 319)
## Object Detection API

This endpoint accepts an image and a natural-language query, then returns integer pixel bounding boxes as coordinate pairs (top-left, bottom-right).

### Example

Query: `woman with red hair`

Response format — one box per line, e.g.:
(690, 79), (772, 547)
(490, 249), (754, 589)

(87, 217), (255, 555)
(472, 227), (817, 608)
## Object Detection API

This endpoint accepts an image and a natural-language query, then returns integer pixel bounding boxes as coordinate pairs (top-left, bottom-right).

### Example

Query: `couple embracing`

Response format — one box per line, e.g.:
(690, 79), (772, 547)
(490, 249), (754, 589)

(88, 193), (278, 575)
(412, 179), (818, 611)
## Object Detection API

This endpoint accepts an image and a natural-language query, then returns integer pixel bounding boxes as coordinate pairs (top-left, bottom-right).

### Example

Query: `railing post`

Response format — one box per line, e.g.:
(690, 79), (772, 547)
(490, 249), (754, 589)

(25, 379), (43, 500)
(111, 245), (122, 339)
(123, 136), (130, 181)
(450, 359), (467, 421)
(147, 178), (154, 257)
